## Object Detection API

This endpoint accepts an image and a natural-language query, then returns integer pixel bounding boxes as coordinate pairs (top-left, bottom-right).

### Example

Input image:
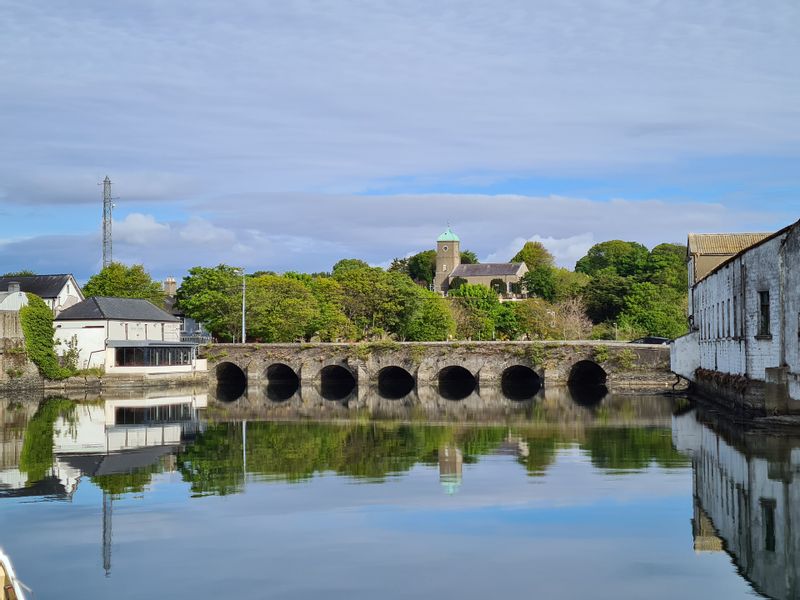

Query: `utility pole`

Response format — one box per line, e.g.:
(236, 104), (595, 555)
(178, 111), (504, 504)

(101, 176), (114, 268)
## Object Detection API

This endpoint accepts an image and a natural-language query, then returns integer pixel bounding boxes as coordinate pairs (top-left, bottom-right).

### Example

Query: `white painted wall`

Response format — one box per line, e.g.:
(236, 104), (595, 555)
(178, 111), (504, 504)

(675, 224), (800, 402)
(670, 332), (699, 380)
(54, 318), (200, 372)
(0, 292), (28, 311)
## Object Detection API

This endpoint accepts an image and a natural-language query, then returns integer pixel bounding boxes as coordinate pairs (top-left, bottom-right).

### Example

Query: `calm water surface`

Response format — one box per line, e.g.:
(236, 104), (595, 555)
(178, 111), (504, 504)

(0, 388), (794, 599)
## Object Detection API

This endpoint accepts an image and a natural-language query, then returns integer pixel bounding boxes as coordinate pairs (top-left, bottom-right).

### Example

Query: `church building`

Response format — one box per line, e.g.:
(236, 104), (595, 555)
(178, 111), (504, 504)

(433, 227), (528, 295)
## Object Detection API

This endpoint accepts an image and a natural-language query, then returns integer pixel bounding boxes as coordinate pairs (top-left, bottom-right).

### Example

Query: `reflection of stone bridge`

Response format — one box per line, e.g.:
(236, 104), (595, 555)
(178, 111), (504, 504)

(202, 341), (672, 403)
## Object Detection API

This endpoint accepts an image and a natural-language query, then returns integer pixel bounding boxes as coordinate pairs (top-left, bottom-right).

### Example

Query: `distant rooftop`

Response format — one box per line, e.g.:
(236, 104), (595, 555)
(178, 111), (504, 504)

(451, 263), (525, 277)
(0, 274), (76, 299)
(55, 297), (179, 322)
(687, 233), (772, 256)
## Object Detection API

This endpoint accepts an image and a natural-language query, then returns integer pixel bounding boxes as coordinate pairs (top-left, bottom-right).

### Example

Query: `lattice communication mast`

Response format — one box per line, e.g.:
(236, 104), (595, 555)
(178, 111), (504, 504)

(102, 176), (114, 268)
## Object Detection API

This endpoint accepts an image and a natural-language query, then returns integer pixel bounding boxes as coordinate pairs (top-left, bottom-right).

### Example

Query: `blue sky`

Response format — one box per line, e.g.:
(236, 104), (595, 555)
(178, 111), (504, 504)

(1, 0), (798, 281)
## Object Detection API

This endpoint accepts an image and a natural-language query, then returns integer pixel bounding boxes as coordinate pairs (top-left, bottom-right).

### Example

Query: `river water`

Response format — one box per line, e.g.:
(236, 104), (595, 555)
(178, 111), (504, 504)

(0, 388), (796, 599)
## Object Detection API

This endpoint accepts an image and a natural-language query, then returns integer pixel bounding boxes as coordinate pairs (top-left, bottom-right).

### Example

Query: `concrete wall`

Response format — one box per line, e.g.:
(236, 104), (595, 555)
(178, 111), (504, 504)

(0, 311), (40, 389)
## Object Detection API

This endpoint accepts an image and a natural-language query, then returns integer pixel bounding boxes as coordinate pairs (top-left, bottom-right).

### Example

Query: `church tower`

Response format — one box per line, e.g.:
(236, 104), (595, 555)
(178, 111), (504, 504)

(434, 226), (461, 293)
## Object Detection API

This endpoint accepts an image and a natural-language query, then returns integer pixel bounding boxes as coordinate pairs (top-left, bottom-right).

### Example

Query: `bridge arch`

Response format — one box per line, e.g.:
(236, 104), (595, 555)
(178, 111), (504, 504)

(264, 363), (300, 401)
(501, 365), (542, 400)
(319, 364), (357, 401)
(215, 361), (247, 402)
(437, 365), (477, 401)
(377, 365), (415, 399)
(567, 360), (608, 406)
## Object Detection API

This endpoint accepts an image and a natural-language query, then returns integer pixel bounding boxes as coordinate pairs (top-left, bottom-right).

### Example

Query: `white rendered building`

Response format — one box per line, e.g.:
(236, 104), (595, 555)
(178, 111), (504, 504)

(53, 296), (207, 375)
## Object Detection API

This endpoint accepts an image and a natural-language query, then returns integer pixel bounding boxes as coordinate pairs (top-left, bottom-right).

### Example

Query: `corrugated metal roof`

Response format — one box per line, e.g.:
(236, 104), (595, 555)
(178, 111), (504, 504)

(451, 263), (525, 277)
(55, 297), (179, 322)
(687, 233), (772, 256)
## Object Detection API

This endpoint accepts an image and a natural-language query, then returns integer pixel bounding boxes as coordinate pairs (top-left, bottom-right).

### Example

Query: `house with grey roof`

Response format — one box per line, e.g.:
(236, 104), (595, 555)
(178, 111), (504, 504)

(0, 274), (83, 315)
(53, 297), (207, 375)
(432, 227), (529, 294)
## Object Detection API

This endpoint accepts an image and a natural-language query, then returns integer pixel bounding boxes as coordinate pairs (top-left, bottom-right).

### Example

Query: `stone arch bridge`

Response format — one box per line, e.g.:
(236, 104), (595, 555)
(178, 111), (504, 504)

(202, 341), (671, 404)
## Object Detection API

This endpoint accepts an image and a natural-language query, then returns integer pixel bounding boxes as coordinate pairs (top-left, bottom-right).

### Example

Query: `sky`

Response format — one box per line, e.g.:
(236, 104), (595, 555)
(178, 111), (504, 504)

(1, 0), (798, 282)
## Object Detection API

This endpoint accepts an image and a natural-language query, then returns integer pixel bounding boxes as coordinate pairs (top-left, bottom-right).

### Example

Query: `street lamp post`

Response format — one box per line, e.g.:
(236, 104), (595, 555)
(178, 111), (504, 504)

(241, 269), (246, 344)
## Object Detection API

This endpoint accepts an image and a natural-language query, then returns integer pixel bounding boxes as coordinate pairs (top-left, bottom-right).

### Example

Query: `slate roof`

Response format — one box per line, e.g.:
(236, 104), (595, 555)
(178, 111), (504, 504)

(0, 274), (76, 298)
(451, 263), (525, 277)
(55, 297), (179, 322)
(687, 233), (772, 256)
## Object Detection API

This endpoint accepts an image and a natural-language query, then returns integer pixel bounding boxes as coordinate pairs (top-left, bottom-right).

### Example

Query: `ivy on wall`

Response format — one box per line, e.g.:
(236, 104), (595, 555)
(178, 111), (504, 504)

(19, 293), (73, 380)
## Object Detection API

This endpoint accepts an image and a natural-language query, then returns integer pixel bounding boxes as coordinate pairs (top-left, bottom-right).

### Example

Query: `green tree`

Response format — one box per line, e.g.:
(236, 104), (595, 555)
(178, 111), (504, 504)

(449, 276), (467, 291)
(331, 258), (370, 275)
(493, 303), (520, 340)
(176, 265), (243, 341)
(83, 263), (164, 304)
(521, 266), (556, 301)
(552, 268), (591, 301)
(460, 250), (479, 264)
(403, 290), (455, 341)
(617, 282), (688, 339)
(646, 243), (688, 292)
(512, 241), (555, 270)
(449, 284), (499, 340)
(307, 277), (356, 341)
(2, 270), (36, 277)
(513, 298), (559, 339)
(388, 257), (410, 275)
(407, 250), (437, 285)
(246, 275), (320, 342)
(582, 272), (632, 324)
(575, 240), (649, 278)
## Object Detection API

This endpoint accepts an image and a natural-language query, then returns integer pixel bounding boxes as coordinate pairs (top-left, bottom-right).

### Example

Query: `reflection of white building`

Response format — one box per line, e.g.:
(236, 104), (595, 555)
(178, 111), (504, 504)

(53, 297), (207, 375)
(0, 394), (206, 499)
(673, 411), (800, 600)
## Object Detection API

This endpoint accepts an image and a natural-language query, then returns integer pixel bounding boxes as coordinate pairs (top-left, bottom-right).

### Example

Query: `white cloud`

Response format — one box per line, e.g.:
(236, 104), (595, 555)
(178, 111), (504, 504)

(485, 233), (596, 268)
(178, 217), (235, 245)
(115, 213), (170, 245)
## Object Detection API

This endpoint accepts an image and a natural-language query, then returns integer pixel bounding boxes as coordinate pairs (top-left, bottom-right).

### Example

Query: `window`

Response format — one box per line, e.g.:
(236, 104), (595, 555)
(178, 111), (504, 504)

(733, 296), (738, 338)
(761, 499), (776, 552)
(726, 299), (731, 338)
(443, 264), (448, 271)
(442, 245), (448, 252)
(758, 291), (771, 337)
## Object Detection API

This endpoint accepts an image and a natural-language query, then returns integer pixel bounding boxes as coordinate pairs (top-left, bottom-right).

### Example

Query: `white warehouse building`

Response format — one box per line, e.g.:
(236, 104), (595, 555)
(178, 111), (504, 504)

(54, 297), (207, 375)
(672, 219), (800, 414)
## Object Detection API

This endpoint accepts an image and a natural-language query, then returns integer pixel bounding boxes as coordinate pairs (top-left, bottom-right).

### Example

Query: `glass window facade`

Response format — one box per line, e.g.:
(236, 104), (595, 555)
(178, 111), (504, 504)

(115, 403), (194, 425)
(115, 346), (194, 367)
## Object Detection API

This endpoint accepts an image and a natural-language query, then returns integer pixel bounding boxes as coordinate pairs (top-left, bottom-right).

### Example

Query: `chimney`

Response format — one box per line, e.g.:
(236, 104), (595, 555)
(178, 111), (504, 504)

(163, 277), (177, 297)
(7, 282), (20, 293)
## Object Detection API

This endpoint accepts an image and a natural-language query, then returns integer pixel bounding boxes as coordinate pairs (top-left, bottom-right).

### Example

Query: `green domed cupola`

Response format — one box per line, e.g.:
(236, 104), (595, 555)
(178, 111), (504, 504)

(437, 227), (460, 242)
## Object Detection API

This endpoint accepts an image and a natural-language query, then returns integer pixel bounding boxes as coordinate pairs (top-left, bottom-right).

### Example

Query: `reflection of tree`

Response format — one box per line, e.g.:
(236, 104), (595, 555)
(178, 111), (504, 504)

(515, 432), (562, 476)
(93, 462), (166, 496)
(175, 422), (690, 497)
(19, 397), (76, 484)
(582, 428), (689, 472)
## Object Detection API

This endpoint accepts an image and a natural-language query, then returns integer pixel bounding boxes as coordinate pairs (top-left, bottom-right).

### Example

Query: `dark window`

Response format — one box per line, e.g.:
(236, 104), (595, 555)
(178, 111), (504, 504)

(733, 296), (738, 338)
(761, 499), (776, 552)
(115, 346), (193, 367)
(759, 291), (771, 336)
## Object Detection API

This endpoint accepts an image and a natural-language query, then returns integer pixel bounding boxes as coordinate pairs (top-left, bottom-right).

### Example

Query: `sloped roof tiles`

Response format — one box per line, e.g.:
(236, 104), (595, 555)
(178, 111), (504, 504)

(55, 297), (179, 322)
(687, 233), (772, 256)
(451, 263), (525, 277)
(0, 274), (76, 298)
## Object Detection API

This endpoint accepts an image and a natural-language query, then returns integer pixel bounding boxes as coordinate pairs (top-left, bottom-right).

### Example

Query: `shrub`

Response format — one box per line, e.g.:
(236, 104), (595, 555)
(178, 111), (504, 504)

(19, 294), (73, 380)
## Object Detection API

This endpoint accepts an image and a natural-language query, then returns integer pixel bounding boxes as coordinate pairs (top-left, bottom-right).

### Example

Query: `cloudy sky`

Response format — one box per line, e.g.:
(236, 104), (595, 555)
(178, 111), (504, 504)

(1, 0), (798, 281)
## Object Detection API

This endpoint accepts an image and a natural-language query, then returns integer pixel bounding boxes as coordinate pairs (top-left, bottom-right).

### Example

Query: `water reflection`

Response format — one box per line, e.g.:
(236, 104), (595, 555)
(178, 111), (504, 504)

(674, 408), (800, 600)
(3, 388), (798, 599)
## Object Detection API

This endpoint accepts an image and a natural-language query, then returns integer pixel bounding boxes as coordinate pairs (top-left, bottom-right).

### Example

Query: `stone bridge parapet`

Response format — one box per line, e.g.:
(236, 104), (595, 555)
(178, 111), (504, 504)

(201, 340), (672, 395)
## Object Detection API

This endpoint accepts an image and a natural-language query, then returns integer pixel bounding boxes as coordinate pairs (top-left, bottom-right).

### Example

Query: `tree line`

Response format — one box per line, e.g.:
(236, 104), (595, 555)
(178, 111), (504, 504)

(45, 237), (688, 342)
